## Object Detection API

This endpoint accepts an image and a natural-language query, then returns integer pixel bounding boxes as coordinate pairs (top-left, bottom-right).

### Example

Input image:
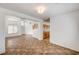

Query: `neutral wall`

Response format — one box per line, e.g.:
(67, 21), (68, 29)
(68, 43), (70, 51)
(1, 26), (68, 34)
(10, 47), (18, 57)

(0, 14), (5, 54)
(50, 10), (79, 51)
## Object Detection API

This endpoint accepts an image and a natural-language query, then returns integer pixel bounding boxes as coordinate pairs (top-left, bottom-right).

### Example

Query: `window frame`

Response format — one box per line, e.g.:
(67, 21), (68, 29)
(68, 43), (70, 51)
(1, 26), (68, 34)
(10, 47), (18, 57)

(7, 16), (20, 34)
(8, 24), (18, 34)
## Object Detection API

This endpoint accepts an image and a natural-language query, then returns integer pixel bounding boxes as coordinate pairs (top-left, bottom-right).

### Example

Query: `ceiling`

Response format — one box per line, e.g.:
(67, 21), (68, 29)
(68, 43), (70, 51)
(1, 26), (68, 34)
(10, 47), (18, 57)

(0, 3), (79, 20)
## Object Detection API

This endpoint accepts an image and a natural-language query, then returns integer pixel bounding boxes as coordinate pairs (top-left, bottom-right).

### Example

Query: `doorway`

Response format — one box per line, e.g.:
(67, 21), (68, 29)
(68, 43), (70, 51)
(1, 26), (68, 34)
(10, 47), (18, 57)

(43, 18), (50, 44)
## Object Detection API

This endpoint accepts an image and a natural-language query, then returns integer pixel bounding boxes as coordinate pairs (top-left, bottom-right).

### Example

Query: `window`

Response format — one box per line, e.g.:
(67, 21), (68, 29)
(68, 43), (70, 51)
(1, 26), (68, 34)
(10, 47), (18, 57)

(7, 16), (19, 34)
(8, 25), (18, 34)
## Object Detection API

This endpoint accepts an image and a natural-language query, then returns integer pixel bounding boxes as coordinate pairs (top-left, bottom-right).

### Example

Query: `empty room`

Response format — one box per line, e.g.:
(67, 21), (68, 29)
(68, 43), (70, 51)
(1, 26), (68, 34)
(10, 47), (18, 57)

(0, 3), (79, 55)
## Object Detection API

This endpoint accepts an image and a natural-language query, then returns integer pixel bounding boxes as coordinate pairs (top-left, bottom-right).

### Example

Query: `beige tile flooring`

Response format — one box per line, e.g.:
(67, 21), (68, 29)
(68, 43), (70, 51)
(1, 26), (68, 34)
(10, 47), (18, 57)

(3, 35), (79, 55)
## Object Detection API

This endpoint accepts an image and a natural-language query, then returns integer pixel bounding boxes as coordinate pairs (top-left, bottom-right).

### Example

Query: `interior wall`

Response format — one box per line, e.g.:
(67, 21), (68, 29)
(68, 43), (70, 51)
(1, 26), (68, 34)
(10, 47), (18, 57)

(50, 10), (79, 51)
(0, 14), (5, 54)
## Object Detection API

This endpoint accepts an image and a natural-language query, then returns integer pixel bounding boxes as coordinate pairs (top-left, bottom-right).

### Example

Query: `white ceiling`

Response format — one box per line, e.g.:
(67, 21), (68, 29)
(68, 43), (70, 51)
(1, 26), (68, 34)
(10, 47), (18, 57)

(0, 3), (79, 20)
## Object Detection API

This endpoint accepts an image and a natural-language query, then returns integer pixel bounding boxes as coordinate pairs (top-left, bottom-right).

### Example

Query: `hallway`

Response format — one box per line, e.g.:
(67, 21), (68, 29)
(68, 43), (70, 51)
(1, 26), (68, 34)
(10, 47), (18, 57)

(3, 35), (79, 55)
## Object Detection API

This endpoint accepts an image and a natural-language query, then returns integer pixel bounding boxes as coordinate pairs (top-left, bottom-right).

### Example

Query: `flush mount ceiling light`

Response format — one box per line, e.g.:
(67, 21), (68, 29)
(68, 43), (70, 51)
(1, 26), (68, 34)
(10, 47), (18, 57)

(36, 6), (46, 14)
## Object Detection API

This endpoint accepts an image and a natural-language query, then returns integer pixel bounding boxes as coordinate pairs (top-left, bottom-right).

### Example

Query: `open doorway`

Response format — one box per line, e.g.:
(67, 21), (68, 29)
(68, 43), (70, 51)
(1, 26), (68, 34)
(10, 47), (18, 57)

(43, 18), (50, 44)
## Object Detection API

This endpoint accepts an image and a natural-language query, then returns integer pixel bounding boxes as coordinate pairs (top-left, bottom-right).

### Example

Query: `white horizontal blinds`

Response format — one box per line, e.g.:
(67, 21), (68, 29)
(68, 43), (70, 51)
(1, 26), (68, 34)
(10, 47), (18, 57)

(8, 25), (18, 34)
(7, 16), (20, 34)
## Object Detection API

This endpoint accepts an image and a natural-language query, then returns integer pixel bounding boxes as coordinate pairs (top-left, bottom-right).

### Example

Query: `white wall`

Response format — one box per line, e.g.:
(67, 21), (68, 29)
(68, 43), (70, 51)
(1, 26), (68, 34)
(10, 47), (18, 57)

(0, 14), (5, 54)
(50, 10), (79, 51)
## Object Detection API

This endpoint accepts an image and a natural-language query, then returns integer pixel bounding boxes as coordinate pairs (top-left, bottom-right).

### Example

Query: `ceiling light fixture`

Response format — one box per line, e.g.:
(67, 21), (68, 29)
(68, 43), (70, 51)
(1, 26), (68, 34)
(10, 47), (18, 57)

(36, 6), (46, 14)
